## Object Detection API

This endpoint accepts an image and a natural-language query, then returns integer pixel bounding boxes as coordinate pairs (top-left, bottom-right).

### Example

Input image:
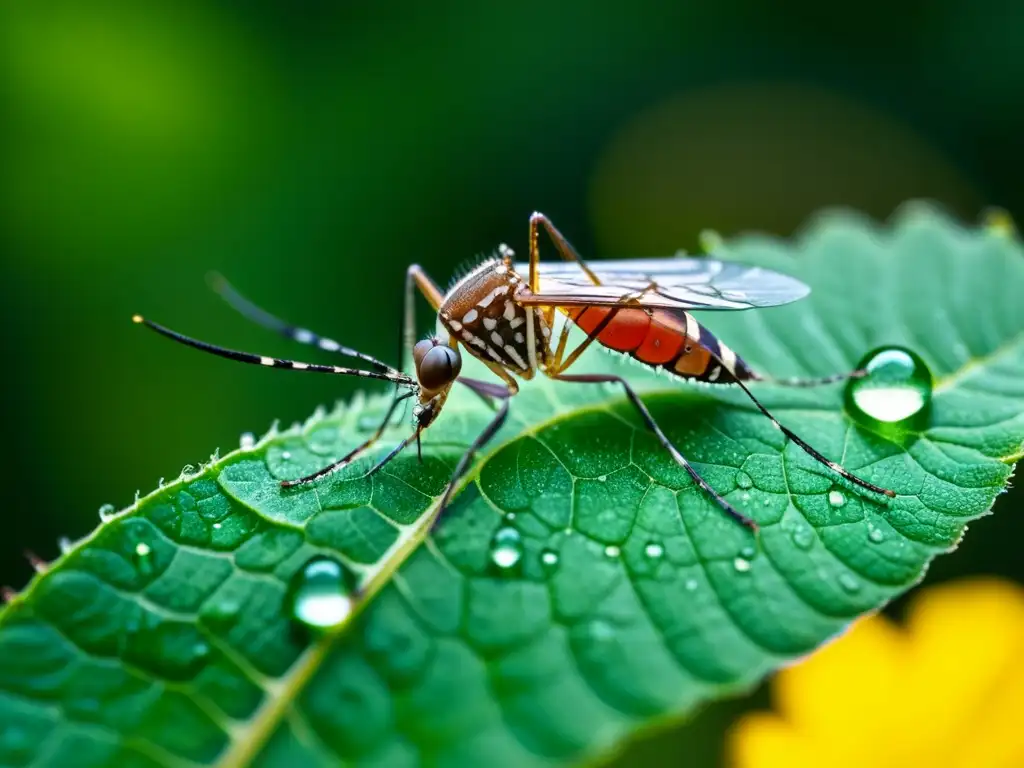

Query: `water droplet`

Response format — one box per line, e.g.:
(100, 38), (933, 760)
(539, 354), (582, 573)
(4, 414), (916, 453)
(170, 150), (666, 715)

(733, 556), (752, 573)
(206, 597), (242, 624)
(763, 498), (772, 507)
(58, 537), (72, 554)
(287, 556), (356, 631)
(828, 490), (846, 508)
(868, 527), (885, 544)
(644, 542), (664, 559)
(488, 527), (524, 572)
(505, 512), (516, 522)
(597, 474), (608, 483)
(98, 503), (116, 522)
(845, 346), (932, 429)
(604, 545), (621, 558)
(239, 432), (256, 450)
(213, 522), (222, 530)
(685, 578), (699, 591)
(540, 548), (559, 570)
(791, 526), (814, 550)
(735, 471), (753, 490)
(281, 450), (292, 460)
(739, 545), (757, 560)
(133, 541), (154, 576)
(838, 573), (861, 593)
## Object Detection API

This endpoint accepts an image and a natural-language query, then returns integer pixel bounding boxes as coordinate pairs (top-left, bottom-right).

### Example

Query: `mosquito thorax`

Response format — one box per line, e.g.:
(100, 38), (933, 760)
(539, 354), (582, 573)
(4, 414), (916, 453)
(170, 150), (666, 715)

(438, 257), (550, 377)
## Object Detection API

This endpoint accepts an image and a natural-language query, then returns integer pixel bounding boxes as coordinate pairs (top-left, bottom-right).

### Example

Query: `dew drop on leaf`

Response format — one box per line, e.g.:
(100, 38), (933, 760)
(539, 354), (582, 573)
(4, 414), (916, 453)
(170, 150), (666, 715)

(845, 346), (933, 427)
(739, 545), (756, 560)
(604, 545), (621, 558)
(287, 556), (356, 631)
(868, 527), (885, 544)
(685, 578), (699, 591)
(791, 526), (814, 550)
(828, 490), (846, 508)
(133, 542), (153, 575)
(281, 450), (292, 460)
(733, 557), (752, 573)
(488, 527), (524, 572)
(735, 471), (753, 490)
(644, 542), (664, 559)
(239, 432), (256, 450)
(597, 475), (607, 483)
(838, 573), (861, 593)
(540, 548), (559, 570)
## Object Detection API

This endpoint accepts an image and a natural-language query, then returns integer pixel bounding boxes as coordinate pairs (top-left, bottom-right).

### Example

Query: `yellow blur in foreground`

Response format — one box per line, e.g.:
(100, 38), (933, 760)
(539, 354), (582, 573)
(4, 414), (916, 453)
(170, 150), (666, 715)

(728, 578), (1024, 768)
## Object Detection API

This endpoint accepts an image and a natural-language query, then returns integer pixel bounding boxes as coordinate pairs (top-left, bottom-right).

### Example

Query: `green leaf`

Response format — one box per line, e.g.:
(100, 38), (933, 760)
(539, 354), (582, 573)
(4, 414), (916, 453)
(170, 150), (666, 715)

(3, 204), (1023, 767)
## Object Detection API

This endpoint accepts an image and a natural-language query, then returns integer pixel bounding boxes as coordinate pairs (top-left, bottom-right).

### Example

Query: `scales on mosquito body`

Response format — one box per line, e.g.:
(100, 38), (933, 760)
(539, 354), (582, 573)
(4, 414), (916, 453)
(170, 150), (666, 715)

(133, 212), (895, 533)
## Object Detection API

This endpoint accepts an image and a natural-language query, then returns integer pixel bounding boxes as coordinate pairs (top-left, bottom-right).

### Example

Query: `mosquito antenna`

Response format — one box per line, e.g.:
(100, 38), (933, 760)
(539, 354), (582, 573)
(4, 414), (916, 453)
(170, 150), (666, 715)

(724, 366), (895, 498)
(207, 272), (396, 373)
(132, 315), (416, 386)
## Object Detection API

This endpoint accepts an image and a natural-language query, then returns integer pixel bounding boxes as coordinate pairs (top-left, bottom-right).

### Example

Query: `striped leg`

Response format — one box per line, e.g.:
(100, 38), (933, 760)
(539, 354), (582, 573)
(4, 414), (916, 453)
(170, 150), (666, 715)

(281, 390), (416, 488)
(528, 212), (602, 292)
(208, 272), (395, 372)
(430, 377), (514, 528)
(553, 372), (759, 532)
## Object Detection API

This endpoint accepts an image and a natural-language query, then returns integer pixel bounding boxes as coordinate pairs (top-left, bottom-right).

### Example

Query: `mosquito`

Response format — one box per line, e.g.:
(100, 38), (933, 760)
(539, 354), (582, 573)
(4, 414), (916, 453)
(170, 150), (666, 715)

(133, 213), (894, 532)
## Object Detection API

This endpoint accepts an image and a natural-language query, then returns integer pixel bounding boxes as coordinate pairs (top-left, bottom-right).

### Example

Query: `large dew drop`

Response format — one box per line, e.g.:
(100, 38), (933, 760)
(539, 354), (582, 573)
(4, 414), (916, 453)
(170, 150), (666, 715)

(489, 526), (524, 572)
(845, 346), (932, 429)
(287, 556), (356, 632)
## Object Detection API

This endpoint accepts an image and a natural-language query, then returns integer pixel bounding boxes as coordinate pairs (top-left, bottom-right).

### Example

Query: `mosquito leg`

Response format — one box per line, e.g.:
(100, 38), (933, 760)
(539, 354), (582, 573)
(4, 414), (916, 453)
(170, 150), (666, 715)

(757, 369), (869, 387)
(528, 212), (602, 292)
(430, 378), (514, 527)
(281, 390), (416, 488)
(552, 372), (759, 531)
(724, 368), (896, 498)
(207, 272), (395, 372)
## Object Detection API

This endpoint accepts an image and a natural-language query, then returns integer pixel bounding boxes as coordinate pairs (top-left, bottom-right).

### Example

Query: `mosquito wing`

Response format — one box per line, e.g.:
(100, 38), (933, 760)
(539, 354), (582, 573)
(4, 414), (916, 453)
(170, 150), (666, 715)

(514, 258), (810, 311)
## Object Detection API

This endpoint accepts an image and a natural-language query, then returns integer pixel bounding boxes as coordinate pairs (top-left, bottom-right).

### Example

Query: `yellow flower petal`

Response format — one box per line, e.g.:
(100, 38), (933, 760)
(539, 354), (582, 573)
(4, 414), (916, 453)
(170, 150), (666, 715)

(728, 578), (1024, 768)
(727, 713), (825, 768)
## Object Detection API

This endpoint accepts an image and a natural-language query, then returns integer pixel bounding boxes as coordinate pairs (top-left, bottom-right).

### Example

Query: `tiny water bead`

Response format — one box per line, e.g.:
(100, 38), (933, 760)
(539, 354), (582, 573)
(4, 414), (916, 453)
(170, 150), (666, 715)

(287, 556), (357, 631)
(845, 346), (933, 429)
(735, 471), (753, 490)
(133, 542), (154, 576)
(733, 556), (752, 573)
(281, 450), (292, 460)
(604, 545), (621, 558)
(685, 578), (699, 591)
(739, 545), (757, 560)
(489, 527), (524, 572)
(540, 548), (560, 570)
(868, 527), (885, 544)
(791, 525), (814, 550)
(838, 573), (861, 594)
(644, 542), (665, 559)
(239, 432), (256, 450)
(828, 490), (846, 508)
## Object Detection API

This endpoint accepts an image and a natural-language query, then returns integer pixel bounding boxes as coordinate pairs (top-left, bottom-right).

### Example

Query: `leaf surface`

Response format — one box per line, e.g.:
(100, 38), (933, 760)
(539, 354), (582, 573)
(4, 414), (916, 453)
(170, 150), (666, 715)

(2, 206), (1023, 767)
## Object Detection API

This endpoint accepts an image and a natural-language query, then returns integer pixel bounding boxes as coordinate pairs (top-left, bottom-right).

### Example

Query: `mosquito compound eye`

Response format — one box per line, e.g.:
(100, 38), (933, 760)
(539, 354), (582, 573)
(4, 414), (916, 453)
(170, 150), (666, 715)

(412, 339), (435, 368)
(417, 345), (462, 390)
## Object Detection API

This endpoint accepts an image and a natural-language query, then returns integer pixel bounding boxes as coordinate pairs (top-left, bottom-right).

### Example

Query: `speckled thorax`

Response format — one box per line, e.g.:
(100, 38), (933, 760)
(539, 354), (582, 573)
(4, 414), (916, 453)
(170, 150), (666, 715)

(438, 259), (552, 378)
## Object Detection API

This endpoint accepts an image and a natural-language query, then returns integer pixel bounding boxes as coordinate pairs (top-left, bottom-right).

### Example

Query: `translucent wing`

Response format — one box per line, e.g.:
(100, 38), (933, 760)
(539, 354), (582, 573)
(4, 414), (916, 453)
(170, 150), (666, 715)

(513, 257), (810, 311)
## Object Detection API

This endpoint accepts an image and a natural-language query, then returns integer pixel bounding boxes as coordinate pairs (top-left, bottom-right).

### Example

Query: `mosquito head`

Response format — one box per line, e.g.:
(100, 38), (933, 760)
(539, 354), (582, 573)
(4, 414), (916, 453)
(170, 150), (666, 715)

(412, 336), (462, 393)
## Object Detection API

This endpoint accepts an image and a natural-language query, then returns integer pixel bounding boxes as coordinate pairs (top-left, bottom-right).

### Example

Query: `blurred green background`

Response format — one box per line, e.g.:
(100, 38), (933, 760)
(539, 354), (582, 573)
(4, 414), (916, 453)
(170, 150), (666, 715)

(2, 1), (1022, 764)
